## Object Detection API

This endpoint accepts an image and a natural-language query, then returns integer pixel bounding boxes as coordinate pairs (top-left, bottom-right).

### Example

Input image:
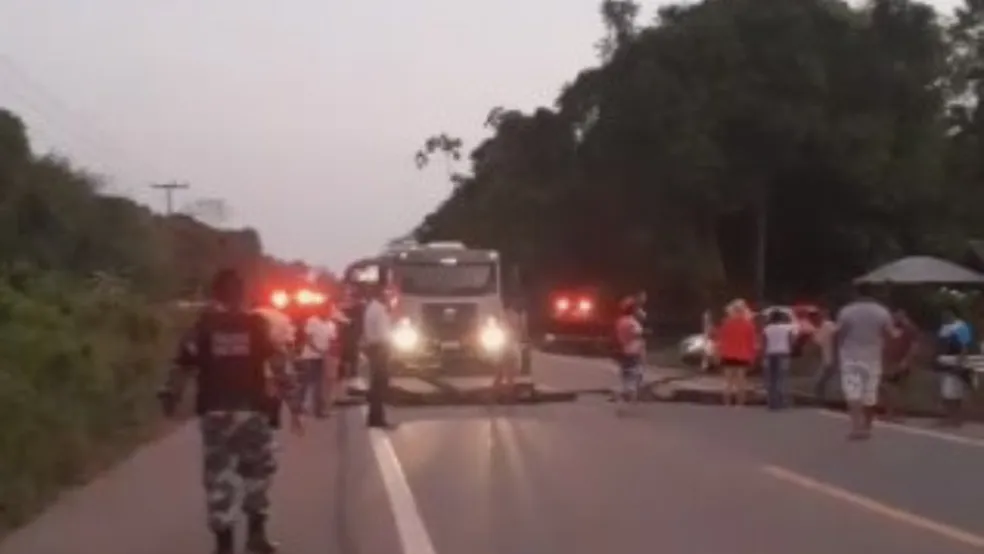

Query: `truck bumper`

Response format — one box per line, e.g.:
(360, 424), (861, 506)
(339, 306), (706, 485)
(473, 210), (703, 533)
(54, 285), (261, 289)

(390, 345), (529, 378)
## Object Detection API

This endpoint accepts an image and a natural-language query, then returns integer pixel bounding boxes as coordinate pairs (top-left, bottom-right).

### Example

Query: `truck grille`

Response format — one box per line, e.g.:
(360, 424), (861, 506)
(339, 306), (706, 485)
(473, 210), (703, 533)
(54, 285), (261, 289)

(420, 303), (479, 341)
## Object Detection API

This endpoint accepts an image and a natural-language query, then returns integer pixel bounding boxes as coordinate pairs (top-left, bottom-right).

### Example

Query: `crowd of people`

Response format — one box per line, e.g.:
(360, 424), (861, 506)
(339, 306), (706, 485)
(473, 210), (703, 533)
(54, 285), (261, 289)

(154, 267), (535, 553)
(700, 283), (981, 439)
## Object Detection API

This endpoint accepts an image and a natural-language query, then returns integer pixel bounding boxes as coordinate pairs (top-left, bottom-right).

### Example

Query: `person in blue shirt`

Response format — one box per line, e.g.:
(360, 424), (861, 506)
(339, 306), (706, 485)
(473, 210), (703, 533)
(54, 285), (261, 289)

(936, 308), (974, 427)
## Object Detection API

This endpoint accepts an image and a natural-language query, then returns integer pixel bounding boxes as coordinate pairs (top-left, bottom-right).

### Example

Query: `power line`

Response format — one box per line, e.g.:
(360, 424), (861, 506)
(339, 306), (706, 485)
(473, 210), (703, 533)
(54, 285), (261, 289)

(151, 182), (190, 215)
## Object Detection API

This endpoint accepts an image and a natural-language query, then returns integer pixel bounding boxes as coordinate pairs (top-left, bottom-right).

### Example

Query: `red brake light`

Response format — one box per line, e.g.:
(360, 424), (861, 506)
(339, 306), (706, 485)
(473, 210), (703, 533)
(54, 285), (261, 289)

(577, 297), (593, 314)
(554, 297), (570, 313)
(270, 290), (290, 309)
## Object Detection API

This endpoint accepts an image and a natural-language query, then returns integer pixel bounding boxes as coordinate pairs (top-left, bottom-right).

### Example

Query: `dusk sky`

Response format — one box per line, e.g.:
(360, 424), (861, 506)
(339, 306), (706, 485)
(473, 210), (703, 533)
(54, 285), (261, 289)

(0, 0), (963, 271)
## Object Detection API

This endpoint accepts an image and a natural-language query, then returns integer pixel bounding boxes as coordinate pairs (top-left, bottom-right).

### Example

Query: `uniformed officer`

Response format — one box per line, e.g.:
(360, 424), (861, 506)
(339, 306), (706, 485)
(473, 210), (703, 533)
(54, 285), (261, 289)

(158, 269), (304, 554)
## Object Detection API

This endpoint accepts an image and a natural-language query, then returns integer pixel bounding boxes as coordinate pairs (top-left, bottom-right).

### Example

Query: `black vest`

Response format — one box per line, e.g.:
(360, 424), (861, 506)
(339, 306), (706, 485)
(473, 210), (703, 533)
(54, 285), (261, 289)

(187, 308), (275, 414)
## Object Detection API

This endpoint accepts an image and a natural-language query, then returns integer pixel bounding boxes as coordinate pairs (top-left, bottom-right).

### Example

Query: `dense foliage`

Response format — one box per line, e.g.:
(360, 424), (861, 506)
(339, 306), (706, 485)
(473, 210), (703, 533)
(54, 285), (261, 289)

(416, 0), (984, 318)
(0, 107), (295, 531)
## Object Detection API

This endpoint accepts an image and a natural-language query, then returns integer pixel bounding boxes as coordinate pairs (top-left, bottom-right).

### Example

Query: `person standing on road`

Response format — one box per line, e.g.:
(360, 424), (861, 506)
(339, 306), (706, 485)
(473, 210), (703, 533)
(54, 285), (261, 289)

(363, 283), (393, 428)
(935, 307), (974, 427)
(811, 308), (839, 401)
(836, 283), (895, 440)
(492, 303), (524, 402)
(762, 310), (796, 410)
(700, 309), (718, 372)
(881, 308), (918, 421)
(297, 305), (334, 418)
(716, 299), (757, 406)
(324, 304), (348, 405)
(252, 303), (298, 443)
(158, 269), (304, 554)
(338, 288), (365, 381)
(614, 298), (645, 409)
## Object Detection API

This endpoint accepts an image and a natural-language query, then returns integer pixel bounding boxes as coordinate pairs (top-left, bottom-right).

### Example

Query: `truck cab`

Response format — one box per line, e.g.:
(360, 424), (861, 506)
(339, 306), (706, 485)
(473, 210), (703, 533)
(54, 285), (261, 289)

(344, 241), (525, 379)
(389, 242), (517, 377)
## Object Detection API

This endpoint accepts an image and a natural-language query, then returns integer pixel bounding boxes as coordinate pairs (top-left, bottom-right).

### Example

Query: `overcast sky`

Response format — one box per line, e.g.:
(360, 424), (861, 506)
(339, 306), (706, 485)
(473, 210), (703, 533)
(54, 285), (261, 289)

(0, 0), (964, 271)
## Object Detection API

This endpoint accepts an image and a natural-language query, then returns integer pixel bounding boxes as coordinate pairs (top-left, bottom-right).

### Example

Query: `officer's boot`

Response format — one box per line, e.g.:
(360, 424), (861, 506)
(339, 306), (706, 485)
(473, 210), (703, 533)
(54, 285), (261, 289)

(246, 514), (278, 553)
(214, 528), (234, 554)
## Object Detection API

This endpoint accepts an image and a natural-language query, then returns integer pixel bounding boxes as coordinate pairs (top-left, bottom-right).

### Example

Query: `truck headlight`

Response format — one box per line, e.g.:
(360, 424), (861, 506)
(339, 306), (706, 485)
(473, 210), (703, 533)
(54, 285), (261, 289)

(391, 320), (420, 352)
(479, 320), (507, 352)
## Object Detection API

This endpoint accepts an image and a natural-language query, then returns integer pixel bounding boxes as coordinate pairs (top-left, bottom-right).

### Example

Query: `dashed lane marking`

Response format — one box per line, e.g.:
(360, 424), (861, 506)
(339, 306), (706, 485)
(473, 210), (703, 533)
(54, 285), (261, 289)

(763, 464), (984, 549)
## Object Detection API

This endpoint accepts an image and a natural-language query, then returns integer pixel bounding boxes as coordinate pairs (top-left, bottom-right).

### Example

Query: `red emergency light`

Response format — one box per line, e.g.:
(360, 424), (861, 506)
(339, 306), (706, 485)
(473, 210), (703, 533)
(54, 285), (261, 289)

(269, 288), (328, 310)
(270, 289), (290, 309)
(295, 288), (327, 306)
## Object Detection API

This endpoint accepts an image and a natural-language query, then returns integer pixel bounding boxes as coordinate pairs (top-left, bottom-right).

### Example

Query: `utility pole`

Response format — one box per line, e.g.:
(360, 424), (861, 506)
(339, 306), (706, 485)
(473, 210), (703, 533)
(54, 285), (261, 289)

(151, 182), (190, 215)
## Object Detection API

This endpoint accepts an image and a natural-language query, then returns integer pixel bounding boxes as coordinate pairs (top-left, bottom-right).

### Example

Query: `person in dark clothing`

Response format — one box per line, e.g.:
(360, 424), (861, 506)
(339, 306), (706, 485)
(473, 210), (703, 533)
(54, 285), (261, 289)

(158, 269), (304, 554)
(338, 289), (365, 380)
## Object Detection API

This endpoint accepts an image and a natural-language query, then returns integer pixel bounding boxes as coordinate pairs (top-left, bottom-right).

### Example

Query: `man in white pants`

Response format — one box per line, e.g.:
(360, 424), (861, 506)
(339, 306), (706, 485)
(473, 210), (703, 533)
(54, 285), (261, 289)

(836, 283), (895, 440)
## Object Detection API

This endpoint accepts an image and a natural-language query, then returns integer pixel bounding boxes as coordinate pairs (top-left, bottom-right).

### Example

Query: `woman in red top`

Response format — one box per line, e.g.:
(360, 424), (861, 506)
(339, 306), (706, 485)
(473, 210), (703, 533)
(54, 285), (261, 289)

(716, 299), (758, 406)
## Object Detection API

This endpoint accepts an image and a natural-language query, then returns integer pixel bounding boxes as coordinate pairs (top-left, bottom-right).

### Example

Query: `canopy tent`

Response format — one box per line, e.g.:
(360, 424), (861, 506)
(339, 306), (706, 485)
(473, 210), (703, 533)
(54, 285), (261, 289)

(854, 256), (984, 285)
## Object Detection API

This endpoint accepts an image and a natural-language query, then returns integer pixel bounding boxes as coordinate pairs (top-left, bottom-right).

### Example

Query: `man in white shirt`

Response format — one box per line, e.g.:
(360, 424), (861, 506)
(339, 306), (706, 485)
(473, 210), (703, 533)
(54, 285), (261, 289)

(762, 310), (796, 410)
(836, 283), (895, 440)
(363, 284), (393, 428)
(297, 307), (335, 418)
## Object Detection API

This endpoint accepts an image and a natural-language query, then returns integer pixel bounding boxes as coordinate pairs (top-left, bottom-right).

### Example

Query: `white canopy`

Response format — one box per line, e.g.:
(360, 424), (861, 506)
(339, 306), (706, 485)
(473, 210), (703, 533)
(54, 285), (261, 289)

(854, 256), (984, 285)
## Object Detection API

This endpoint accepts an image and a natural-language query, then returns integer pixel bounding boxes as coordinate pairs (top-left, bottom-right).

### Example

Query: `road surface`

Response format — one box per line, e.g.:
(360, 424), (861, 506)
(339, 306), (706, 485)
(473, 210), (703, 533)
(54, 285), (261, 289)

(4, 352), (984, 554)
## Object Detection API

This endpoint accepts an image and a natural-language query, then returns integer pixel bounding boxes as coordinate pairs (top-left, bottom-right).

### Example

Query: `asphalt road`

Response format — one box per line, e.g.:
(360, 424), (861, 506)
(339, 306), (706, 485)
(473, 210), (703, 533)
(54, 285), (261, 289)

(5, 352), (984, 554)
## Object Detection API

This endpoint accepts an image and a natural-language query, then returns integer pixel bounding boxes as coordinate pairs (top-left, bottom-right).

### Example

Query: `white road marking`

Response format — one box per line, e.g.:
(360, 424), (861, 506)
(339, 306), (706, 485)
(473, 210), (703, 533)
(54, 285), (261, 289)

(367, 418), (438, 554)
(763, 464), (984, 549)
(814, 409), (984, 448)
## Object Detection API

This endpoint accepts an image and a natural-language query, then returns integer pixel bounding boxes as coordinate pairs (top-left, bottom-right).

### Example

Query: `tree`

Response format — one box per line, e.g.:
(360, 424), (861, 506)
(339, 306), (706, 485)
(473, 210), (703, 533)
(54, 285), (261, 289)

(0, 107), (296, 299)
(414, 133), (465, 185)
(182, 197), (230, 227)
(415, 0), (969, 319)
(595, 0), (641, 61)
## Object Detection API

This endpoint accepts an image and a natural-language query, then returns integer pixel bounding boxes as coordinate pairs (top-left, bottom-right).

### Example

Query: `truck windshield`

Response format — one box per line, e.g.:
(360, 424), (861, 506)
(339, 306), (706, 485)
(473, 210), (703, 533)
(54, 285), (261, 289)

(395, 262), (497, 297)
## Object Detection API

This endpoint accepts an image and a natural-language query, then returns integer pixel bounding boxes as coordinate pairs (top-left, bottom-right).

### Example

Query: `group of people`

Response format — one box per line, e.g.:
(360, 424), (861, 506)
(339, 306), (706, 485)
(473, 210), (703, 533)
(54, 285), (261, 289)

(157, 270), (397, 554)
(707, 282), (979, 439)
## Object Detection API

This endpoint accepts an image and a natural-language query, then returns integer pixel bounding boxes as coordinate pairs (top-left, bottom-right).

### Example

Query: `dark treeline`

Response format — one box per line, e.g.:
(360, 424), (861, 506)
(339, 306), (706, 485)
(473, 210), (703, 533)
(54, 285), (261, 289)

(415, 0), (984, 319)
(0, 107), (309, 298)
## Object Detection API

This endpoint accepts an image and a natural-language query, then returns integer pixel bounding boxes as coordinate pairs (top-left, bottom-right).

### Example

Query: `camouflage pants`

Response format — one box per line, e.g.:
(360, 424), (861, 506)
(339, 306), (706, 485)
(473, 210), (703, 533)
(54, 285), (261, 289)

(199, 411), (276, 531)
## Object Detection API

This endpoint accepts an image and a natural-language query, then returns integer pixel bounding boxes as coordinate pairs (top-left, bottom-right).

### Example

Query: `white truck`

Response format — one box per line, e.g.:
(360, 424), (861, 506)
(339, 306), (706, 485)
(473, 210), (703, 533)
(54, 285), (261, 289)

(344, 241), (528, 381)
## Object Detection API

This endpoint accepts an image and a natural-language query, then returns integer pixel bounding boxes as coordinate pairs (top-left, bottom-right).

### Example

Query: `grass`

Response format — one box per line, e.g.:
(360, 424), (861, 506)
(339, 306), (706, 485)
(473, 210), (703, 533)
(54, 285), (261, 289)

(0, 274), (190, 535)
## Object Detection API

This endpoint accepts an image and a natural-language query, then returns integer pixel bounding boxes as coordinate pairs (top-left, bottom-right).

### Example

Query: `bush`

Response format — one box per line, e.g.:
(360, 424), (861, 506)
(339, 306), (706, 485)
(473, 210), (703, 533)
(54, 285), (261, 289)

(0, 271), (189, 531)
(0, 106), (304, 533)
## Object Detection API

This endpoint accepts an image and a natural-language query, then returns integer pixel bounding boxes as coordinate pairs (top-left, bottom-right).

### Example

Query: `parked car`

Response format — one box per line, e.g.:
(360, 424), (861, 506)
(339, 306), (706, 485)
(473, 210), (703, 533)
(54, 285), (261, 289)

(679, 303), (821, 371)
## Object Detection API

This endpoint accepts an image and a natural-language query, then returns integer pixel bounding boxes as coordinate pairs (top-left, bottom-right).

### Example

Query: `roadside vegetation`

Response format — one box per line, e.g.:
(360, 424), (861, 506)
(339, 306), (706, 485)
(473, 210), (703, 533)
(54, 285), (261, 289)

(0, 108), (294, 532)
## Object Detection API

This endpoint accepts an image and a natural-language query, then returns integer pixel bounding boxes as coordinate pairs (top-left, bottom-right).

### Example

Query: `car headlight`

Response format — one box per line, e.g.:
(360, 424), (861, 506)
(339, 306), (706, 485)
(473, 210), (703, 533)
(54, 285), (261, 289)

(391, 319), (420, 352)
(681, 335), (709, 356)
(479, 320), (507, 352)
